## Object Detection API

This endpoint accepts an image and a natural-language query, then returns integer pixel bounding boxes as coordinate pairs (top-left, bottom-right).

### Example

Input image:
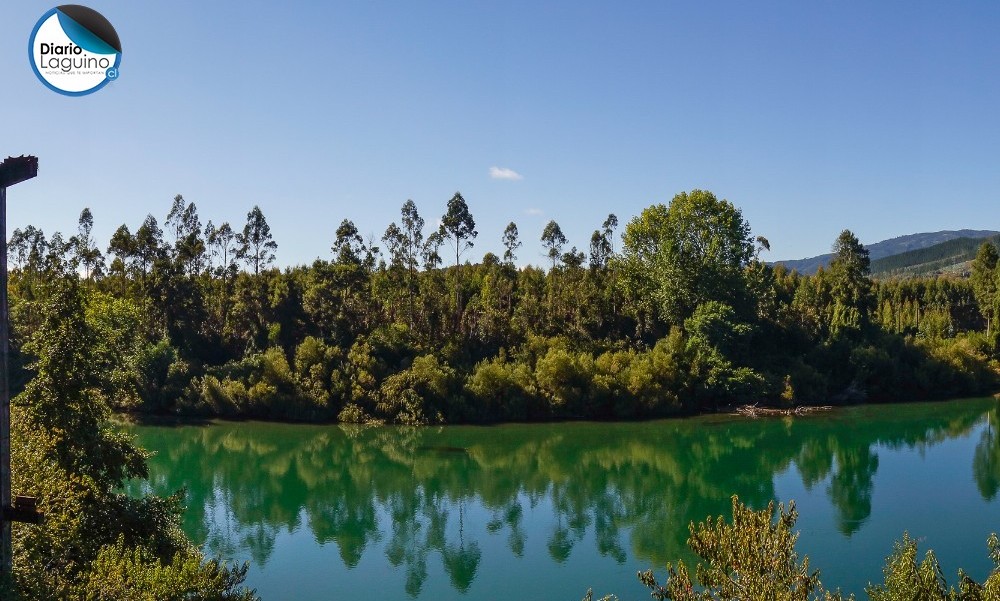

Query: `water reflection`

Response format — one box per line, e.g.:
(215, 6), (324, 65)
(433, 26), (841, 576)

(126, 398), (997, 597)
(974, 410), (1000, 500)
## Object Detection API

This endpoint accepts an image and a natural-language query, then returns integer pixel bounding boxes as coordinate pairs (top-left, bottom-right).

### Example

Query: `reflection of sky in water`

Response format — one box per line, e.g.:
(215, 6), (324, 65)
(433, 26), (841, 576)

(127, 399), (1000, 600)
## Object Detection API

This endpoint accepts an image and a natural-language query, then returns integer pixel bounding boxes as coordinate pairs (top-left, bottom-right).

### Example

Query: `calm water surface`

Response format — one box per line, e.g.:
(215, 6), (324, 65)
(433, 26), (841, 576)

(126, 398), (1000, 600)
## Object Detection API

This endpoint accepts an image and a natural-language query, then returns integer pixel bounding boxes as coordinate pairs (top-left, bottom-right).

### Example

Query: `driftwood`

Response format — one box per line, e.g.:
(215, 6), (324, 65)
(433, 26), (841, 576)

(735, 404), (834, 418)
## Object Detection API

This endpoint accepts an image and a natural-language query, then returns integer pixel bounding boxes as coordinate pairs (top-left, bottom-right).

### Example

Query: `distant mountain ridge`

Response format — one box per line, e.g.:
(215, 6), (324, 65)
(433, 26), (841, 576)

(774, 230), (1000, 275)
(870, 234), (1000, 278)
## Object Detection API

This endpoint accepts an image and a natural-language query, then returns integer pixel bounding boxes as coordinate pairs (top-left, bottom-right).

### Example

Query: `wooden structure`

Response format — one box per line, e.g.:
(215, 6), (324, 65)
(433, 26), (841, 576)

(0, 155), (40, 578)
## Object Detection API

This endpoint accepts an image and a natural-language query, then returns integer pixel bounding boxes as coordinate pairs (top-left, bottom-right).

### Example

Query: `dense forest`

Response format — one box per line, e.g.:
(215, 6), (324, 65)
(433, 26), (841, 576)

(6, 189), (1000, 424)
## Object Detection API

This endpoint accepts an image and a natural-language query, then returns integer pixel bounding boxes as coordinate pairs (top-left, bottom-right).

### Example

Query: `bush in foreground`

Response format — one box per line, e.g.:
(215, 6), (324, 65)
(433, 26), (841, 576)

(586, 496), (1000, 601)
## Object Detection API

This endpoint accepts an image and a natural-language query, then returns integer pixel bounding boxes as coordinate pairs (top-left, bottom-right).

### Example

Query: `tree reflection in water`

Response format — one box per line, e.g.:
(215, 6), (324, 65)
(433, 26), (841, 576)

(125, 398), (998, 597)
(974, 409), (1000, 500)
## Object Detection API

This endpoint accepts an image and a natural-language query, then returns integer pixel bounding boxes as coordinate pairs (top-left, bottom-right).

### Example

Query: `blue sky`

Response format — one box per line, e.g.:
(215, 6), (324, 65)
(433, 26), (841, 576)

(2, 1), (999, 266)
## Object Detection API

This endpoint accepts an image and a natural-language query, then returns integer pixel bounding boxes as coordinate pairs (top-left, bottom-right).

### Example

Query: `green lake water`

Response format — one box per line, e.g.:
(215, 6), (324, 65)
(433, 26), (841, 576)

(126, 398), (1000, 600)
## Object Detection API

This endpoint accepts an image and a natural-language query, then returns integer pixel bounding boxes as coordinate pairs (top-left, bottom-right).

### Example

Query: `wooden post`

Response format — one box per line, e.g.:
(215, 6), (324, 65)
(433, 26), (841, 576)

(0, 183), (10, 577)
(0, 156), (39, 579)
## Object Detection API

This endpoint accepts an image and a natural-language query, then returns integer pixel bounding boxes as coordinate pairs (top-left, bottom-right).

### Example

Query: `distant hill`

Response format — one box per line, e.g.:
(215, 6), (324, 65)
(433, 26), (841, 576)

(871, 234), (1000, 278)
(774, 230), (1000, 275)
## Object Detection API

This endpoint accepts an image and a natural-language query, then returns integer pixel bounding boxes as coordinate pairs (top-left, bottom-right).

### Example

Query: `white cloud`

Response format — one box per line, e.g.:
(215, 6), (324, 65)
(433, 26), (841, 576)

(525, 208), (543, 216)
(489, 166), (523, 181)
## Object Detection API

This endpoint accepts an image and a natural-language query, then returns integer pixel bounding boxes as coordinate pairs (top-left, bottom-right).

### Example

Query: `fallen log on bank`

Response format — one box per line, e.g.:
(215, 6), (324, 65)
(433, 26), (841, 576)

(735, 404), (834, 418)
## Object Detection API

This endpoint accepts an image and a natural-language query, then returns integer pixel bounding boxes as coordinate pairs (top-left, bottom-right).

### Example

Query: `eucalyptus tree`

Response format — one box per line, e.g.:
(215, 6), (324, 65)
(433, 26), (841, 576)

(236, 205), (277, 275)
(107, 225), (133, 263)
(383, 223), (406, 270)
(45, 232), (72, 274)
(400, 200), (425, 274)
(382, 222), (409, 323)
(203, 220), (240, 339)
(165, 194), (187, 245)
(178, 202), (206, 275)
(106, 224), (137, 294)
(134, 215), (165, 280)
(334, 219), (370, 267)
(589, 231), (608, 271)
(499, 222), (522, 314)
(588, 214), (618, 271)
(971, 241), (1000, 336)
(71, 208), (105, 280)
(9, 228), (27, 270)
(207, 222), (238, 280)
(9, 226), (46, 276)
(439, 192), (477, 269)
(328, 219), (376, 337)
(541, 221), (567, 270)
(166, 196), (206, 276)
(10, 225), (49, 301)
(399, 200), (425, 323)
(561, 247), (585, 269)
(602, 213), (618, 254)
(422, 231), (444, 270)
(439, 192), (477, 331)
(502, 222), (521, 266)
(384, 202), (425, 326)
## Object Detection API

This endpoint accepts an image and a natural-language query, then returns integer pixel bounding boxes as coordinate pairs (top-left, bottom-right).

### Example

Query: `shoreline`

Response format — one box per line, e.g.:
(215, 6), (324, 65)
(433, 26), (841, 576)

(115, 393), (1000, 428)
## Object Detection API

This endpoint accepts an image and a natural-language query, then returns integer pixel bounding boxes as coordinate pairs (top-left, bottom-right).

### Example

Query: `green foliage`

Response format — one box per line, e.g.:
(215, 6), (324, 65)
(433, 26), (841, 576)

(541, 220), (568, 268)
(829, 230), (874, 336)
(6, 275), (256, 600)
(18, 279), (147, 488)
(684, 302), (766, 406)
(971, 242), (1000, 336)
(132, 339), (191, 413)
(294, 335), (342, 404)
(621, 190), (755, 327)
(236, 205), (277, 275)
(535, 345), (592, 412)
(502, 222), (521, 265)
(917, 335), (997, 399)
(635, 496), (841, 601)
(8, 190), (1000, 431)
(84, 292), (147, 407)
(84, 537), (256, 601)
(465, 357), (539, 420)
(866, 533), (955, 600)
(376, 355), (458, 425)
(618, 202), (669, 332)
(183, 347), (329, 420)
(600, 498), (1000, 601)
(866, 531), (1000, 600)
(439, 191), (477, 267)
